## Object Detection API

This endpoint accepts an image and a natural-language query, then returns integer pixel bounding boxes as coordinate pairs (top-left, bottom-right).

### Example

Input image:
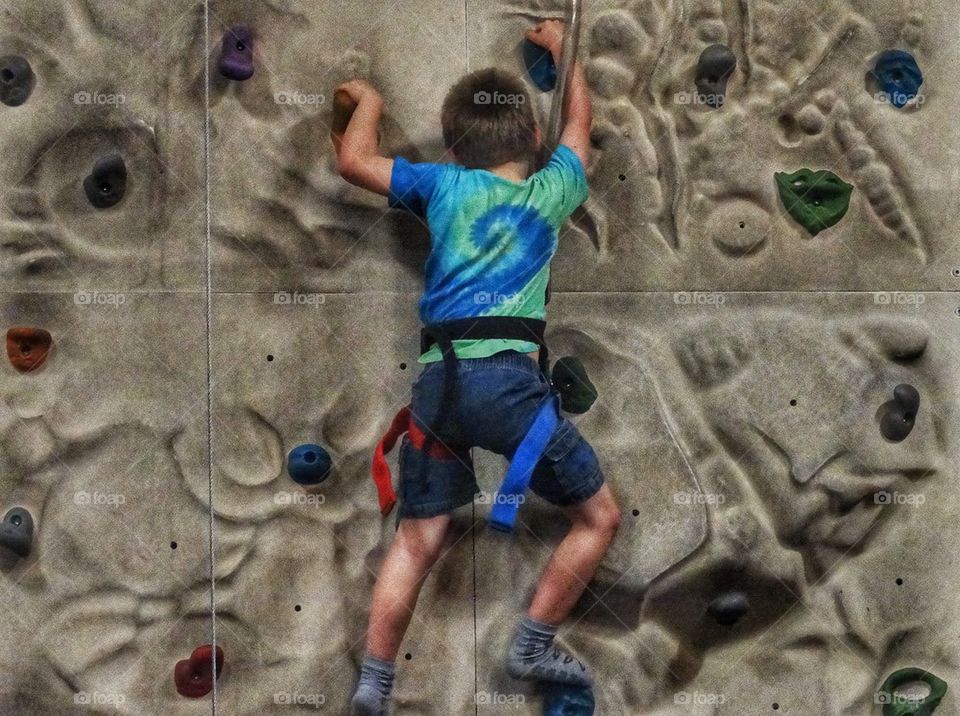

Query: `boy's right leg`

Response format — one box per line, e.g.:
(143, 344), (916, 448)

(351, 514), (451, 716)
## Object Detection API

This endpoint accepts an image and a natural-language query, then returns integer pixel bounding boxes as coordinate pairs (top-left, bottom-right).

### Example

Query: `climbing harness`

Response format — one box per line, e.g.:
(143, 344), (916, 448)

(371, 317), (559, 531)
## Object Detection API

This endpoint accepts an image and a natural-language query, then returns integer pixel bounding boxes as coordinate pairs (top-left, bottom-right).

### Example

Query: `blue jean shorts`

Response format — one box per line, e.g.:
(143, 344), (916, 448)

(398, 351), (604, 519)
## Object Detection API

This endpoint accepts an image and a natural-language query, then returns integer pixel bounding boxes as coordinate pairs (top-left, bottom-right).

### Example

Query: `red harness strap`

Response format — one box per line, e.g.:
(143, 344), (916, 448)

(371, 405), (464, 516)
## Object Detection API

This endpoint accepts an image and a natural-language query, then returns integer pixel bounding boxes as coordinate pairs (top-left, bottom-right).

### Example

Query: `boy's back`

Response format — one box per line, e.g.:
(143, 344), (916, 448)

(389, 144), (588, 362)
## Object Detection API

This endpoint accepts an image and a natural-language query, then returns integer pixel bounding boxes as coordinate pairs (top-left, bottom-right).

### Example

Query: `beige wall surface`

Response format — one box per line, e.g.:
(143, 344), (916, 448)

(0, 1), (957, 714)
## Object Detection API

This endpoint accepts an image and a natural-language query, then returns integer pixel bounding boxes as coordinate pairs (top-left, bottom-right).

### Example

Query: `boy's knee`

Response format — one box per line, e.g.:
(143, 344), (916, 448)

(397, 519), (449, 565)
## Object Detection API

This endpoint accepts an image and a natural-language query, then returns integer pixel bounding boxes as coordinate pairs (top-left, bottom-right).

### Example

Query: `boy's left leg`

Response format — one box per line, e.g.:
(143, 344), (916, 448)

(506, 483), (620, 687)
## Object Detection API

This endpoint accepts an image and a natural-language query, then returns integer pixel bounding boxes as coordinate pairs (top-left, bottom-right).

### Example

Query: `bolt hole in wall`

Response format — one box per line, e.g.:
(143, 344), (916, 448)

(789, 399), (797, 407)
(170, 541), (178, 550)
(404, 653), (412, 661)
(266, 354), (274, 362)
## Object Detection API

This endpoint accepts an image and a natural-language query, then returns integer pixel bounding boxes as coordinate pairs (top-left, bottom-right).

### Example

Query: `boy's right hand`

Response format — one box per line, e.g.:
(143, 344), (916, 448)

(526, 19), (566, 60)
(335, 79), (382, 107)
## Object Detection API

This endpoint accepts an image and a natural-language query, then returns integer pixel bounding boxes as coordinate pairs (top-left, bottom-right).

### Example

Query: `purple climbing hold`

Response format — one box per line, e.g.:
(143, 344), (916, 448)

(0, 506), (33, 558)
(0, 55), (35, 107)
(219, 25), (255, 81)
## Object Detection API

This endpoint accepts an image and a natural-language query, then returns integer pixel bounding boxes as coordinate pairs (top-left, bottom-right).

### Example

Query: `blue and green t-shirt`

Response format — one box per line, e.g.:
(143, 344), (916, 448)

(388, 144), (589, 363)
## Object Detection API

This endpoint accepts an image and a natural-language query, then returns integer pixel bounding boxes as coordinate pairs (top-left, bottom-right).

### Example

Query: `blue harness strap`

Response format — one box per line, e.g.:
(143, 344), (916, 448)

(489, 393), (560, 532)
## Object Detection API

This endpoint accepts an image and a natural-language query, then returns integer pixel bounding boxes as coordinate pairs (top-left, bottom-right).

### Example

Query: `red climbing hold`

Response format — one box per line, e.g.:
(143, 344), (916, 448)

(6, 327), (52, 373)
(174, 644), (224, 698)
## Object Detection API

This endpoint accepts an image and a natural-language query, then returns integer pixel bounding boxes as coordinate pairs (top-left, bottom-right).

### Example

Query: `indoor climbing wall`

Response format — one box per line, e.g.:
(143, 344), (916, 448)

(0, 0), (958, 714)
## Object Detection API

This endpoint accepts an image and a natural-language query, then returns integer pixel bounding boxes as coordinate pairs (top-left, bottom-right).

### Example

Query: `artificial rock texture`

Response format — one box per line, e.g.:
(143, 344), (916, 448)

(0, 1), (958, 715)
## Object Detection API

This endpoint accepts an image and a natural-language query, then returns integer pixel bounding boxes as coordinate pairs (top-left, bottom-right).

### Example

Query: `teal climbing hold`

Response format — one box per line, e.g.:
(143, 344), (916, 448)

(877, 667), (947, 716)
(542, 683), (595, 716)
(287, 444), (332, 486)
(774, 169), (853, 236)
(551, 357), (597, 415)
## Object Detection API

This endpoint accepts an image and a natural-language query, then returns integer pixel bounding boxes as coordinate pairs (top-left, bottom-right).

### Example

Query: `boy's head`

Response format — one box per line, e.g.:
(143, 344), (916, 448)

(441, 68), (540, 169)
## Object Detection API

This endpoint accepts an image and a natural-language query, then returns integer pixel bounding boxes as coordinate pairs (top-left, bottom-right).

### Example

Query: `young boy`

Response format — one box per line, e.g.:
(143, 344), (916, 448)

(335, 20), (621, 716)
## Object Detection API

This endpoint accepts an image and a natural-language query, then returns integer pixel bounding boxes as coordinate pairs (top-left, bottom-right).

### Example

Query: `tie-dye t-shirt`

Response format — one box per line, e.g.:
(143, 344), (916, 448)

(388, 145), (589, 363)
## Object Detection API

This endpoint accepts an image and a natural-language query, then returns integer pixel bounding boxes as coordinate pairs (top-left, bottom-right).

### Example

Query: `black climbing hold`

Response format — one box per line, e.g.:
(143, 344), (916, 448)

(707, 591), (749, 626)
(286, 444), (333, 486)
(523, 38), (557, 92)
(0, 506), (34, 558)
(774, 169), (853, 236)
(551, 357), (598, 415)
(83, 154), (127, 209)
(877, 667), (948, 716)
(542, 683), (595, 716)
(878, 384), (920, 442)
(219, 25), (255, 81)
(0, 55), (35, 107)
(695, 44), (737, 108)
(872, 50), (923, 109)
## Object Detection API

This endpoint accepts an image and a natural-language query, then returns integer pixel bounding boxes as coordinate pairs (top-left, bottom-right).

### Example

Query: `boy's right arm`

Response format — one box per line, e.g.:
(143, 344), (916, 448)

(333, 79), (394, 197)
(526, 20), (592, 168)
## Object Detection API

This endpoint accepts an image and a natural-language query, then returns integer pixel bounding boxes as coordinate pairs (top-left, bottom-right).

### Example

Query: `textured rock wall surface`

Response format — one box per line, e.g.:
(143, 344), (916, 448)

(1, 0), (958, 714)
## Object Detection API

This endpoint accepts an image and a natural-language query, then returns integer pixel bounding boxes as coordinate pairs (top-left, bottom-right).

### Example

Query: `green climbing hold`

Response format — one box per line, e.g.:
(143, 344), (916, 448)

(774, 169), (853, 236)
(551, 357), (597, 415)
(877, 667), (948, 716)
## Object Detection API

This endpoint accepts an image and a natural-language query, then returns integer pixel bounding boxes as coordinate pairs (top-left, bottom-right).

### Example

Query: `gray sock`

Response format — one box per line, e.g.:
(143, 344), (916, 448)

(350, 655), (395, 716)
(505, 616), (592, 687)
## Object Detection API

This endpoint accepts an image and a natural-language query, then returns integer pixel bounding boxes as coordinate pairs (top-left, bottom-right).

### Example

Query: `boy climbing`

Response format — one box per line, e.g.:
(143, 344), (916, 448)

(334, 20), (621, 716)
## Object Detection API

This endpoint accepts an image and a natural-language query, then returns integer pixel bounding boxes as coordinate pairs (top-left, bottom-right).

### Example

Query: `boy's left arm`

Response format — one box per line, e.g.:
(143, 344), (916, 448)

(333, 79), (394, 196)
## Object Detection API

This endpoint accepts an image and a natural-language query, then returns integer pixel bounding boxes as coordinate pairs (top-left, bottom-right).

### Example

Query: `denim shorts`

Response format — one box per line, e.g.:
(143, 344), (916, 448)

(397, 351), (604, 519)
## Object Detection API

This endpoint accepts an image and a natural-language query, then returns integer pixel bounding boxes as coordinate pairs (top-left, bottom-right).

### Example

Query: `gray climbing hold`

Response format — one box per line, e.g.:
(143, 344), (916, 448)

(0, 507), (33, 558)
(83, 154), (127, 209)
(878, 384), (920, 442)
(695, 45), (736, 108)
(0, 55), (35, 107)
(707, 591), (749, 626)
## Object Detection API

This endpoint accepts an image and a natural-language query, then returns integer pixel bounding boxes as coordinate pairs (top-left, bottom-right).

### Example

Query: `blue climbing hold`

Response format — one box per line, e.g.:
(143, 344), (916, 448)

(872, 50), (923, 109)
(523, 38), (557, 92)
(286, 444), (332, 486)
(219, 25), (255, 81)
(542, 683), (595, 716)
